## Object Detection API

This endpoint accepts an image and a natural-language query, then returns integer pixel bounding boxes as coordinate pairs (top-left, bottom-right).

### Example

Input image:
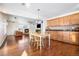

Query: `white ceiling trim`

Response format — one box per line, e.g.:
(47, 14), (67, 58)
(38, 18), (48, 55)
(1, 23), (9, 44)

(47, 11), (79, 20)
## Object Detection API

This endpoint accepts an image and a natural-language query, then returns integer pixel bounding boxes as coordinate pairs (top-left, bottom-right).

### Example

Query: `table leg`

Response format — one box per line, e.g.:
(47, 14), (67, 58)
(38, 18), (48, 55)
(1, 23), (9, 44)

(40, 36), (42, 50)
(29, 34), (32, 44)
(49, 34), (50, 47)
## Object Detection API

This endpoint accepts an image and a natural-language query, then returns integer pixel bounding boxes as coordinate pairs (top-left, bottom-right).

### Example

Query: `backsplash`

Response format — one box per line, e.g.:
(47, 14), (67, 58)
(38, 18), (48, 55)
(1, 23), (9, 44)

(46, 24), (79, 31)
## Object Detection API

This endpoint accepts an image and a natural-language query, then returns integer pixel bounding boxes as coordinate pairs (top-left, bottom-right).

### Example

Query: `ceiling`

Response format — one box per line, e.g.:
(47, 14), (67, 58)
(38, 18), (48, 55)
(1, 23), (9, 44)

(0, 3), (79, 20)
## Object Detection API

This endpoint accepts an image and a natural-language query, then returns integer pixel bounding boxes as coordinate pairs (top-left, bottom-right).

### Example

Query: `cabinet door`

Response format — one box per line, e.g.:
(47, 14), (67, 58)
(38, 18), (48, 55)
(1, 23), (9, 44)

(57, 31), (63, 41)
(69, 32), (79, 44)
(58, 17), (64, 26)
(47, 20), (53, 27)
(47, 19), (59, 27)
(52, 31), (58, 40)
(62, 32), (71, 43)
(70, 13), (79, 25)
(63, 16), (70, 25)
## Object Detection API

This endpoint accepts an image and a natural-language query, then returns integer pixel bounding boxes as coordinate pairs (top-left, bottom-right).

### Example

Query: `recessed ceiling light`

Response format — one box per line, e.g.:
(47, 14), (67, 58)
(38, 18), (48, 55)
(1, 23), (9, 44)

(22, 3), (31, 8)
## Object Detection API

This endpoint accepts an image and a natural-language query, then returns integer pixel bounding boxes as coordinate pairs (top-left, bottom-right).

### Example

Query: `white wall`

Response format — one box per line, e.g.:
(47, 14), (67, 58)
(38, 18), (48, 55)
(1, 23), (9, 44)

(0, 12), (47, 36)
(7, 22), (18, 35)
(0, 12), (8, 46)
(41, 20), (47, 34)
(7, 15), (30, 35)
(0, 12), (8, 35)
(29, 19), (47, 34)
(29, 21), (36, 33)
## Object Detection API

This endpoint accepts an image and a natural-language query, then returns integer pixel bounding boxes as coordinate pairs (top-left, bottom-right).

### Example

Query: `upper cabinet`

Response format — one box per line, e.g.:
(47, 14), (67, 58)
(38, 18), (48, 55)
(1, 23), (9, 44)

(47, 13), (79, 27)
(63, 16), (70, 25)
(70, 13), (79, 25)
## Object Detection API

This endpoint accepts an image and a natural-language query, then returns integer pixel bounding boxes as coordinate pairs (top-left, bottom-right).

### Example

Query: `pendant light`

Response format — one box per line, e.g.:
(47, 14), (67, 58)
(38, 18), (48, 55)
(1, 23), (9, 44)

(37, 8), (40, 20)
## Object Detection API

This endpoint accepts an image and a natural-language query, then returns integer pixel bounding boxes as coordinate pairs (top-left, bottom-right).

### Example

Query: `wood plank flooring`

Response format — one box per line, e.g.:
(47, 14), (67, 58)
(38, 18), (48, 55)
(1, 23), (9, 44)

(0, 35), (79, 56)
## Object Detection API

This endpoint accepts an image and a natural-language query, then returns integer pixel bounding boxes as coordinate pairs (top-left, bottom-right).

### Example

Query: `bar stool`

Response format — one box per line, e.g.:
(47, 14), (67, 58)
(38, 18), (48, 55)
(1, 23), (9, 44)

(30, 35), (44, 49)
(34, 36), (44, 49)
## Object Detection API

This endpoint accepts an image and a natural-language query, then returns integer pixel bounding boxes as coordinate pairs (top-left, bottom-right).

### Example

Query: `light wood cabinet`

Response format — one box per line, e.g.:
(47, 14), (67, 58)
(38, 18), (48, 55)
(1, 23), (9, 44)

(63, 16), (70, 25)
(70, 13), (79, 25)
(47, 13), (79, 26)
(47, 13), (79, 45)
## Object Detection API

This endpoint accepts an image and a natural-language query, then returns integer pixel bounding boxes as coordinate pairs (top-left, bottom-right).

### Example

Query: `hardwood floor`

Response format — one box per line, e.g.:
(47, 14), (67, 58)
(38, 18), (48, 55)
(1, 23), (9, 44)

(0, 35), (79, 56)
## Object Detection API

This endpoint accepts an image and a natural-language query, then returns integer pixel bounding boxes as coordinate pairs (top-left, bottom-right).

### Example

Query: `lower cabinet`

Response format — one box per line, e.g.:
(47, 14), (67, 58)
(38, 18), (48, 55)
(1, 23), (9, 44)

(47, 31), (79, 45)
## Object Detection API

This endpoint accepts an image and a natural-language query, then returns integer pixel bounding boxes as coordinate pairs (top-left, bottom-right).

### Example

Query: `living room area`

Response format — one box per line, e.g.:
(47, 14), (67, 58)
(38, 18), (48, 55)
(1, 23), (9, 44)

(0, 10), (48, 55)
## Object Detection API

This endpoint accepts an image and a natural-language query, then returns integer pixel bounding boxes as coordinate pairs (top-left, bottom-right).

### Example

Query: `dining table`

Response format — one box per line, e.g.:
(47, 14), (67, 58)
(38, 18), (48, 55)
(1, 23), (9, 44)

(29, 32), (50, 50)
